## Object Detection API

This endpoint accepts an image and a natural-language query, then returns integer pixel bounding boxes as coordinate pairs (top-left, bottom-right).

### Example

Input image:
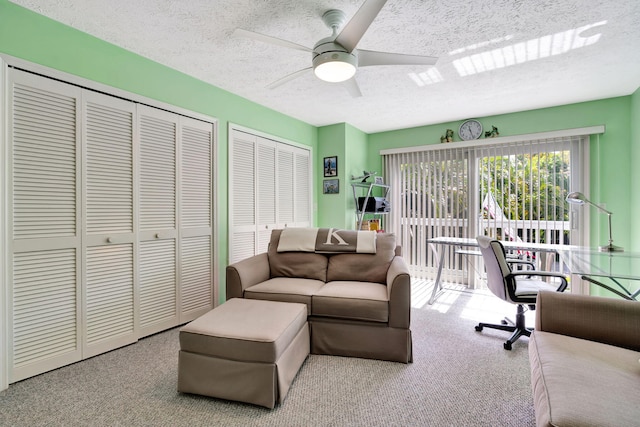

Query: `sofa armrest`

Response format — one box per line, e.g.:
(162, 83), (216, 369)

(226, 253), (270, 300)
(535, 290), (640, 351)
(387, 256), (411, 329)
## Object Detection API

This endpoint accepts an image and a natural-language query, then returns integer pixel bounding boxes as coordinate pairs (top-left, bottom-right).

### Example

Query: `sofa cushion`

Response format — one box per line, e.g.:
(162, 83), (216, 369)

(244, 277), (326, 315)
(268, 229), (328, 282)
(326, 233), (396, 284)
(529, 330), (640, 427)
(312, 281), (389, 322)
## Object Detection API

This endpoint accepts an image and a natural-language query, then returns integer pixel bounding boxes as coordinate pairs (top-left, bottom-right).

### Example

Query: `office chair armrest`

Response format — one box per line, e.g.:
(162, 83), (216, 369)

(510, 271), (568, 291)
(506, 259), (535, 270)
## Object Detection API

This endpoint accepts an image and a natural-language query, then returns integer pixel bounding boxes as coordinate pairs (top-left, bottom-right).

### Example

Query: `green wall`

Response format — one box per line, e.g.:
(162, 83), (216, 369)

(317, 123), (369, 229)
(0, 0), (318, 303)
(345, 124), (369, 227)
(317, 124), (347, 228)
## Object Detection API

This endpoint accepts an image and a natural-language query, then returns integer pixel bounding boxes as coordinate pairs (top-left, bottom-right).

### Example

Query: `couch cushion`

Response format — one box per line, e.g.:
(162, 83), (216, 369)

(179, 298), (308, 363)
(244, 277), (326, 315)
(268, 229), (328, 281)
(326, 233), (396, 284)
(529, 330), (640, 427)
(312, 281), (389, 323)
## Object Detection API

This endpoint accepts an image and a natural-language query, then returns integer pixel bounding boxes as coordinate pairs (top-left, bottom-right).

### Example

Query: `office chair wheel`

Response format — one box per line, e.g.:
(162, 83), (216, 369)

(475, 325), (483, 332)
(504, 341), (512, 351)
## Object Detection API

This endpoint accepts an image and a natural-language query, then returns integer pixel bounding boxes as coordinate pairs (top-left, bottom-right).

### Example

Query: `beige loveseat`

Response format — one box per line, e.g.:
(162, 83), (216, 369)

(226, 228), (412, 363)
(529, 291), (640, 427)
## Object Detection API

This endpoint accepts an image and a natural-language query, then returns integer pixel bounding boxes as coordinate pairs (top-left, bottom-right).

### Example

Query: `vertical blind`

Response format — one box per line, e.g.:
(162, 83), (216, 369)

(384, 133), (589, 284)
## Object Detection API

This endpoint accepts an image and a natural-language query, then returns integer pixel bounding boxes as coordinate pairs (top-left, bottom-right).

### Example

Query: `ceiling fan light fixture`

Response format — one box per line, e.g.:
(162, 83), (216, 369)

(313, 51), (357, 82)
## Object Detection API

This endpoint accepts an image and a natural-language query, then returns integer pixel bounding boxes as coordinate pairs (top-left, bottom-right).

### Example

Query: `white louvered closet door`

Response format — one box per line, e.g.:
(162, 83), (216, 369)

(229, 130), (257, 263)
(276, 145), (295, 228)
(8, 70), (83, 382)
(229, 128), (313, 263)
(293, 146), (312, 227)
(256, 137), (277, 253)
(179, 117), (214, 321)
(138, 106), (178, 336)
(82, 91), (137, 358)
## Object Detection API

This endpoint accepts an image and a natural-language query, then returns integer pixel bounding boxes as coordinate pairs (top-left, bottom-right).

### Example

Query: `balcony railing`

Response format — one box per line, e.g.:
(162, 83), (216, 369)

(401, 217), (571, 286)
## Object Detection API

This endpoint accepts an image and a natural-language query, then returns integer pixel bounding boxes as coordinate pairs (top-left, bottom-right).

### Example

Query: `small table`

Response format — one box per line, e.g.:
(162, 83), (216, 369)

(556, 248), (640, 300)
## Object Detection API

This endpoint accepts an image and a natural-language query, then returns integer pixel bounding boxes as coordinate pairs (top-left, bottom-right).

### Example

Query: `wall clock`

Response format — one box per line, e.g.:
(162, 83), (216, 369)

(458, 119), (483, 141)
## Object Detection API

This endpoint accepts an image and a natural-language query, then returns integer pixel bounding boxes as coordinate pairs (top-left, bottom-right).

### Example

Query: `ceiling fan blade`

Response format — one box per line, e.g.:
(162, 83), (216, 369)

(358, 49), (438, 67)
(266, 67), (313, 89)
(343, 77), (362, 98)
(233, 28), (312, 53)
(335, 0), (387, 52)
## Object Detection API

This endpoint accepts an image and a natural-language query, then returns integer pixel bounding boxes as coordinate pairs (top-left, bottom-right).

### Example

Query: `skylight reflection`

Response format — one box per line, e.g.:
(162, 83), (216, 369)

(453, 21), (607, 77)
(408, 68), (444, 86)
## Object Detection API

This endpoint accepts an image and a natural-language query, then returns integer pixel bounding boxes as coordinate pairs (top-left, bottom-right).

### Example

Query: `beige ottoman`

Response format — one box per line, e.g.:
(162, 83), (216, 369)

(177, 298), (309, 408)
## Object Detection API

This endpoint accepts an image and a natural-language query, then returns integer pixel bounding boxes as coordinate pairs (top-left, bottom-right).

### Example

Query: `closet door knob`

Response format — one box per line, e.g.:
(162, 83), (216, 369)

(107, 237), (113, 243)
(155, 233), (160, 239)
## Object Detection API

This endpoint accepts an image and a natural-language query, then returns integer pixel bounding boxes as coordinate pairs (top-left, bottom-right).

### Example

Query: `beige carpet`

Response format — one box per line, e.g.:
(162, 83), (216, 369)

(0, 284), (537, 426)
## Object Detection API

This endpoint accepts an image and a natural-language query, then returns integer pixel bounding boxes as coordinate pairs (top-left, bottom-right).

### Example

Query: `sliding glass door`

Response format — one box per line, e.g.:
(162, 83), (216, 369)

(384, 133), (589, 286)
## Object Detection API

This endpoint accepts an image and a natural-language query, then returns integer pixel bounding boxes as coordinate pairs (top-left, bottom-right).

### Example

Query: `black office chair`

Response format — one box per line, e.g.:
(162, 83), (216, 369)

(475, 236), (568, 350)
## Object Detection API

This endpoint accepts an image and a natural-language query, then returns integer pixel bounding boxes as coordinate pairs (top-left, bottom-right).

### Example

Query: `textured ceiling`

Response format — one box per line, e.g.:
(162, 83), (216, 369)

(10, 0), (640, 133)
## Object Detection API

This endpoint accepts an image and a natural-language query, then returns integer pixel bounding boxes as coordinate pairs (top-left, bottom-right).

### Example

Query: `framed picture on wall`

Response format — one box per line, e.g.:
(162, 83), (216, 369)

(323, 179), (339, 194)
(323, 156), (338, 177)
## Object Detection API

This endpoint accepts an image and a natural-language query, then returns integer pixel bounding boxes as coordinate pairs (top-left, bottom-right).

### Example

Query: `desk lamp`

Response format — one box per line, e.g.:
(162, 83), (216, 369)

(566, 191), (623, 252)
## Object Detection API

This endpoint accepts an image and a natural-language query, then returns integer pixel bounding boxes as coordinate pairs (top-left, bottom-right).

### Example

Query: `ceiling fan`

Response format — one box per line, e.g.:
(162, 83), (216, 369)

(233, 0), (438, 97)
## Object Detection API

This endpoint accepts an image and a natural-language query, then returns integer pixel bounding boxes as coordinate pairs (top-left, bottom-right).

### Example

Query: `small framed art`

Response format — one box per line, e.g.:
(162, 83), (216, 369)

(323, 156), (338, 177)
(323, 179), (339, 194)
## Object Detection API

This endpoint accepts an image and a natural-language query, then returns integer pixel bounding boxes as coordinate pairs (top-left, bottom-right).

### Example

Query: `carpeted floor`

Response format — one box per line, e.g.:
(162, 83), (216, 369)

(0, 283), (537, 426)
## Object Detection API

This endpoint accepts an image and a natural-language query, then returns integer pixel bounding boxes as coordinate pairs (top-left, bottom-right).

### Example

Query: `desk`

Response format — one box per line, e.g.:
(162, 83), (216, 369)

(427, 237), (564, 304)
(427, 237), (640, 304)
(427, 237), (562, 304)
(556, 248), (640, 300)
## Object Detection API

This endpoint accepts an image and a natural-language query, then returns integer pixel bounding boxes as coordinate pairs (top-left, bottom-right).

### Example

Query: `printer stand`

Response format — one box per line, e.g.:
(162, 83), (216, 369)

(351, 182), (390, 231)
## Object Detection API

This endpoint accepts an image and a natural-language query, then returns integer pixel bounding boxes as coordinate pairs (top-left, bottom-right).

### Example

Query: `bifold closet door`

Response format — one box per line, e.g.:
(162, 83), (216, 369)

(229, 129), (312, 263)
(229, 129), (257, 263)
(8, 69), (81, 382)
(229, 132), (279, 260)
(275, 143), (312, 229)
(138, 106), (179, 337)
(8, 70), (83, 382)
(82, 91), (137, 358)
(276, 144), (311, 229)
(292, 146), (312, 227)
(256, 137), (277, 253)
(276, 146), (295, 228)
(179, 117), (214, 321)
(6, 67), (216, 383)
